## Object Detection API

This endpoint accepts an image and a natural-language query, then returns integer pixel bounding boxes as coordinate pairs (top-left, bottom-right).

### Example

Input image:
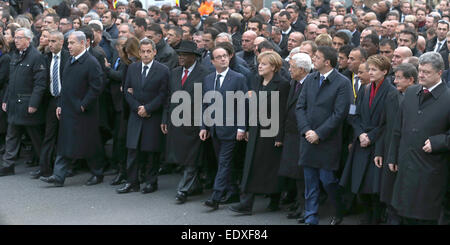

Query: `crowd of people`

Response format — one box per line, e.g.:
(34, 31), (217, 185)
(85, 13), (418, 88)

(0, 0), (449, 225)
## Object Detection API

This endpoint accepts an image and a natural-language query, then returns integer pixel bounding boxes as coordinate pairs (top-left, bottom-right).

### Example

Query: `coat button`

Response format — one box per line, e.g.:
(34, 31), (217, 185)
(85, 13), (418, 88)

(418, 110), (422, 115)
(18, 99), (21, 103)
(412, 128), (418, 132)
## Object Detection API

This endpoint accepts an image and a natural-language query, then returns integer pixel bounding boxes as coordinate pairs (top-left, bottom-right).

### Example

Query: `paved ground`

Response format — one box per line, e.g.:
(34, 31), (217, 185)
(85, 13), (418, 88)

(0, 158), (361, 225)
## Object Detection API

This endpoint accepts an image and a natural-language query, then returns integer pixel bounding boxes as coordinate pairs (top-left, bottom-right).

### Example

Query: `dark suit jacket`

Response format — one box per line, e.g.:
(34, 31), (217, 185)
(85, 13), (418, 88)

(155, 39), (178, 69)
(296, 69), (352, 171)
(352, 30), (361, 47)
(124, 61), (169, 152)
(57, 51), (103, 158)
(291, 19), (306, 33)
(202, 68), (248, 141)
(45, 49), (70, 97)
(105, 55), (128, 112)
(426, 37), (449, 69)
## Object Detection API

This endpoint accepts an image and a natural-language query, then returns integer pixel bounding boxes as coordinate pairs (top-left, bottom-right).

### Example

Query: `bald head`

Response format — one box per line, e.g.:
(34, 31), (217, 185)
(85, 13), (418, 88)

(305, 24), (318, 41)
(334, 15), (344, 30)
(416, 35), (426, 53)
(242, 30), (258, 52)
(253, 36), (267, 54)
(392, 46), (413, 68)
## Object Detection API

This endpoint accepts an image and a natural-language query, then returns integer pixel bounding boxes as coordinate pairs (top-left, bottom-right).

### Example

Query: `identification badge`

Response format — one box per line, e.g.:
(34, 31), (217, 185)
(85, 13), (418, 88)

(349, 104), (356, 115)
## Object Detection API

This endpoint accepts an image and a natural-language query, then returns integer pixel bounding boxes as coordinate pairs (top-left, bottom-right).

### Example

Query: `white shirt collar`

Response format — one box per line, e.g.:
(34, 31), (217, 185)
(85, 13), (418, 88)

(53, 51), (61, 58)
(74, 49), (86, 60)
(320, 69), (334, 80)
(425, 79), (443, 92)
(142, 60), (154, 72)
(216, 67), (229, 78)
(282, 26), (292, 35)
(298, 76), (307, 84)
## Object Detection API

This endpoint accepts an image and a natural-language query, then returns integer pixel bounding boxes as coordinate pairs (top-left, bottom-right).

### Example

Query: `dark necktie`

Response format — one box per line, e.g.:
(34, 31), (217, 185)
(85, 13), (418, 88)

(71, 57), (76, 64)
(181, 69), (189, 87)
(142, 65), (149, 86)
(319, 75), (325, 87)
(420, 89), (431, 105)
(215, 74), (222, 90)
(295, 81), (302, 92)
(52, 55), (60, 97)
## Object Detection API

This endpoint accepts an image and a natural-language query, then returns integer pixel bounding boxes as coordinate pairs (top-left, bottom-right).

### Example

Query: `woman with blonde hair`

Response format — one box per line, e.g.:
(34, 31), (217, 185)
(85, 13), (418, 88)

(340, 55), (397, 224)
(229, 51), (290, 215)
(37, 29), (50, 54)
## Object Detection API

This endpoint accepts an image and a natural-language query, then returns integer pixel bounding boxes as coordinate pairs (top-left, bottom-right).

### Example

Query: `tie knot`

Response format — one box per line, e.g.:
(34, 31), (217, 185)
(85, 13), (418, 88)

(143, 65), (148, 71)
(184, 69), (189, 74)
(71, 57), (75, 63)
(320, 75), (325, 81)
(423, 89), (430, 94)
(54, 55), (58, 60)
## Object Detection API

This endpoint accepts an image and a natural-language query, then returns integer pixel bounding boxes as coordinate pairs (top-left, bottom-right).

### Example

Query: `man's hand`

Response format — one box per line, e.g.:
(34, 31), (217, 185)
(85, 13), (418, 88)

(374, 156), (383, 168)
(80, 106), (85, 112)
(305, 130), (319, 144)
(2, 103), (6, 112)
(388, 163), (398, 172)
(56, 107), (61, 120)
(236, 131), (245, 141)
(275, 141), (283, 147)
(104, 58), (111, 68)
(423, 139), (432, 153)
(161, 124), (168, 134)
(127, 88), (134, 94)
(245, 132), (249, 142)
(359, 133), (370, 147)
(28, 107), (37, 114)
(137, 105), (149, 117)
(199, 129), (209, 141)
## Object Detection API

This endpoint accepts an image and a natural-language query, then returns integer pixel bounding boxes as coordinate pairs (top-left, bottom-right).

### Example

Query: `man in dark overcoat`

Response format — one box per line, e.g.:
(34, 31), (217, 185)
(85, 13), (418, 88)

(40, 31), (104, 187)
(116, 38), (169, 194)
(387, 52), (450, 225)
(161, 40), (209, 204)
(0, 27), (47, 177)
(296, 46), (352, 225)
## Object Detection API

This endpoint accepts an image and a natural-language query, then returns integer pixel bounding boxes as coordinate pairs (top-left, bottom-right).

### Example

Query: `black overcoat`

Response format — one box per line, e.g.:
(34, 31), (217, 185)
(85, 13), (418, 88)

(57, 51), (103, 158)
(0, 53), (10, 133)
(4, 46), (47, 126)
(163, 62), (209, 166)
(387, 83), (450, 220)
(339, 79), (397, 194)
(241, 73), (289, 194)
(124, 61), (169, 152)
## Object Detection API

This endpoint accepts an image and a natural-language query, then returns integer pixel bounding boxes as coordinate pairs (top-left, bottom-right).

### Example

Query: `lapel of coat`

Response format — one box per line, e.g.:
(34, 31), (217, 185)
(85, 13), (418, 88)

(419, 82), (447, 109)
(286, 80), (296, 108)
(142, 61), (157, 89)
(219, 69), (232, 92)
(181, 63), (199, 90)
(173, 67), (183, 91)
(369, 79), (389, 116)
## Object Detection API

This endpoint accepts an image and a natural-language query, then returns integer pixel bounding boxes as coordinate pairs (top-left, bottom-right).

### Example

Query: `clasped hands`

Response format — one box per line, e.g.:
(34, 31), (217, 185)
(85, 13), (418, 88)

(305, 130), (319, 144)
(359, 133), (371, 147)
(138, 105), (150, 118)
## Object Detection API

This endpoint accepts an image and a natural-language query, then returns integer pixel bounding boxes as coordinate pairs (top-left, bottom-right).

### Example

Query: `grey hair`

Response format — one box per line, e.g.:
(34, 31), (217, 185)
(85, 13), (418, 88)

(418, 52), (444, 72)
(291, 53), (312, 73)
(170, 9), (181, 16)
(259, 8), (271, 18)
(49, 30), (64, 40)
(344, 14), (358, 24)
(290, 47), (301, 56)
(119, 13), (130, 21)
(97, 1), (109, 9)
(84, 12), (100, 21)
(394, 63), (418, 84)
(272, 1), (284, 10)
(70, 31), (87, 43)
(139, 37), (156, 50)
(16, 27), (34, 40)
(215, 32), (232, 45)
(120, 23), (135, 34)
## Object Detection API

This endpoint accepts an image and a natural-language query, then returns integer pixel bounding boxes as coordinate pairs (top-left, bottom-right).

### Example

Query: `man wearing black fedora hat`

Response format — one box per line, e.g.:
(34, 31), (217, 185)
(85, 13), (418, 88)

(161, 40), (210, 204)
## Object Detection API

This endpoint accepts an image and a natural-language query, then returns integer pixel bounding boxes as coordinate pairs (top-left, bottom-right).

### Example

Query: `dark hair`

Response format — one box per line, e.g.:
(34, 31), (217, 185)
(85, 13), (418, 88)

(364, 33), (380, 46)
(132, 0), (143, 9)
(400, 28), (418, 42)
(257, 40), (274, 53)
(182, 24), (195, 35)
(46, 13), (60, 23)
(79, 26), (94, 42)
(211, 45), (231, 59)
(317, 46), (338, 68)
(133, 17), (148, 29)
(279, 11), (291, 19)
(204, 27), (220, 41)
(380, 38), (396, 50)
(147, 23), (163, 35)
(351, 47), (368, 60)
(212, 22), (227, 33)
(227, 17), (241, 32)
(148, 6), (160, 14)
(204, 16), (218, 26)
(104, 10), (118, 20)
(344, 14), (358, 24)
(394, 63), (418, 83)
(286, 4), (299, 13)
(88, 23), (102, 32)
(334, 31), (350, 45)
(248, 17), (263, 31)
(338, 44), (353, 57)
(169, 25), (183, 37)
(215, 41), (235, 55)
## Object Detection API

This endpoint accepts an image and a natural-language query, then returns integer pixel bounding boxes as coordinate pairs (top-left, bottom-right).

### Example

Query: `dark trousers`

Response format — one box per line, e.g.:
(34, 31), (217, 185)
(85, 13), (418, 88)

(2, 123), (43, 168)
(239, 193), (281, 210)
(38, 97), (58, 176)
(303, 166), (343, 225)
(126, 148), (160, 186)
(53, 154), (104, 183)
(402, 217), (438, 225)
(210, 138), (236, 201)
(111, 111), (127, 172)
(177, 165), (201, 194)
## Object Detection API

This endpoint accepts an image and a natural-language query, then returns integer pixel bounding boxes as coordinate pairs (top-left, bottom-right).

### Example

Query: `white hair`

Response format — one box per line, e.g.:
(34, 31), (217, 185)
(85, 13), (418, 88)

(70, 31), (87, 43)
(291, 53), (312, 73)
(259, 8), (271, 18)
(16, 27), (34, 40)
(216, 32), (232, 44)
(89, 20), (103, 31)
(84, 12), (100, 21)
(170, 9), (181, 16)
